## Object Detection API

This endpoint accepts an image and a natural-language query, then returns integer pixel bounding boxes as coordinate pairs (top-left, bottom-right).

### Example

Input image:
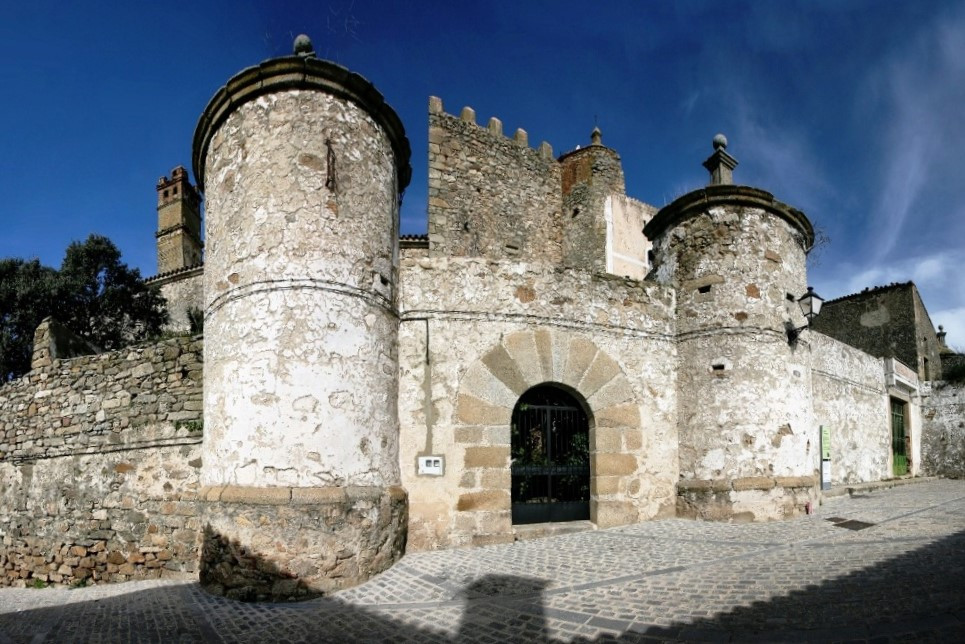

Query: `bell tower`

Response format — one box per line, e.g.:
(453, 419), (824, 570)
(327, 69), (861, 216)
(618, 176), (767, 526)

(156, 166), (203, 273)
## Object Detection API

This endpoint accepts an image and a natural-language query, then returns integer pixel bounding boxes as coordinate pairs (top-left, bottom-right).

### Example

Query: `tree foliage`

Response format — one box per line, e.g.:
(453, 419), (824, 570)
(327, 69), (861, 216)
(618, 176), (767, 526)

(0, 235), (167, 382)
(0, 258), (58, 382)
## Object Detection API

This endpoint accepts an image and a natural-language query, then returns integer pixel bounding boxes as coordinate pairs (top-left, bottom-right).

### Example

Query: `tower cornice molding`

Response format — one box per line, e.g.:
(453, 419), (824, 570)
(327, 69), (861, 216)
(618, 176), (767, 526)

(643, 185), (815, 251)
(192, 55), (412, 195)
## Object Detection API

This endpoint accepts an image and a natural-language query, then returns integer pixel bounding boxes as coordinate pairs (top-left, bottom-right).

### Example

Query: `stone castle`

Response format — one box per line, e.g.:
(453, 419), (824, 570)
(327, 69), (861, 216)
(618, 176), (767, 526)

(1, 36), (962, 600)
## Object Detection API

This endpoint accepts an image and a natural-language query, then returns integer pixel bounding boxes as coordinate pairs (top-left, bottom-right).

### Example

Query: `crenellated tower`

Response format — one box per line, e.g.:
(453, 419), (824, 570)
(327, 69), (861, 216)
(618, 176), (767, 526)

(155, 166), (203, 274)
(645, 135), (819, 521)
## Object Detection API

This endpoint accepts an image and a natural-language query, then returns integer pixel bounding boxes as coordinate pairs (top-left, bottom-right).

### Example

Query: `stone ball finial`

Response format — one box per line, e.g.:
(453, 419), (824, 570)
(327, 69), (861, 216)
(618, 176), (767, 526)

(712, 133), (728, 150)
(590, 126), (602, 146)
(293, 34), (315, 57)
(939, 325), (945, 331)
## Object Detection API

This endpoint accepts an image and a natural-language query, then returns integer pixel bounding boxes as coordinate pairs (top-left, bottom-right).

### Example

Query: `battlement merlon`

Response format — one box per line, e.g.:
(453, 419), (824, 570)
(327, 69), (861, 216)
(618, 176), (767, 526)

(427, 95), (651, 277)
(427, 96), (564, 263)
(428, 96), (556, 159)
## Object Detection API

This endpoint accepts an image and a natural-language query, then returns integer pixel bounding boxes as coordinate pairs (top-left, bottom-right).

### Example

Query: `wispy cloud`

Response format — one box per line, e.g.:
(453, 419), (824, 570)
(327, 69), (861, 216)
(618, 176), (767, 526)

(809, 6), (965, 352)
(867, 7), (965, 261)
(812, 247), (965, 347)
(728, 96), (835, 217)
(681, 90), (700, 117)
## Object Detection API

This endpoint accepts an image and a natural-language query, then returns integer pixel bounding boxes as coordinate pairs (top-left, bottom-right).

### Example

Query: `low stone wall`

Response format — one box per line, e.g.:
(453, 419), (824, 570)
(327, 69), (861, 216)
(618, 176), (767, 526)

(921, 381), (965, 478)
(199, 485), (407, 601)
(811, 332), (890, 484)
(0, 335), (203, 588)
(676, 475), (817, 522)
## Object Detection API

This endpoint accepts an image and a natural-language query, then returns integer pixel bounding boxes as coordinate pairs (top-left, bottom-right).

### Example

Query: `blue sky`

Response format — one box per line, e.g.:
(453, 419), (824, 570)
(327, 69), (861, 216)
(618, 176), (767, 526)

(1, 1), (962, 346)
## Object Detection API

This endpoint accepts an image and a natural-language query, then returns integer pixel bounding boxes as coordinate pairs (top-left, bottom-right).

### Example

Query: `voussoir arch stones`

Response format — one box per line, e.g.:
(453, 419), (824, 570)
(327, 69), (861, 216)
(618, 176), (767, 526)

(454, 328), (641, 431)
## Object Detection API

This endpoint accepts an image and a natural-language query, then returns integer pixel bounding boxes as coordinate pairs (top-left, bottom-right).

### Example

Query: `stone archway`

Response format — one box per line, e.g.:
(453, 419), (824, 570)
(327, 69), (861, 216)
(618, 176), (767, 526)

(454, 328), (643, 532)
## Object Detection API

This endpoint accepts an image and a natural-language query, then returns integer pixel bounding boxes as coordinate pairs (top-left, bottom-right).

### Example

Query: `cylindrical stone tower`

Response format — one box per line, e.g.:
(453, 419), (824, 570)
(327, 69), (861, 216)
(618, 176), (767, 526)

(644, 136), (818, 521)
(192, 35), (411, 601)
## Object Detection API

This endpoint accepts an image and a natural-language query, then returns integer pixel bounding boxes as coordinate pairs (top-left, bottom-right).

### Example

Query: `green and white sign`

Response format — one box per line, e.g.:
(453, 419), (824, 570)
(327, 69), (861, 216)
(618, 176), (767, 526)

(820, 425), (831, 490)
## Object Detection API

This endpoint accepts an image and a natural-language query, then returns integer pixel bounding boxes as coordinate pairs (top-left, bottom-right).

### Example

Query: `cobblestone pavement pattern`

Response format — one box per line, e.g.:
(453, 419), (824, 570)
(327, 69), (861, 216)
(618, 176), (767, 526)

(2, 479), (963, 643)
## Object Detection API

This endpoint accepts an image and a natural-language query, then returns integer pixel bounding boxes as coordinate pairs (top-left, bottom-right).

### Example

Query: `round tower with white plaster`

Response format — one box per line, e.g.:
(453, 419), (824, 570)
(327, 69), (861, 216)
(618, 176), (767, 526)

(193, 34), (411, 600)
(645, 136), (819, 521)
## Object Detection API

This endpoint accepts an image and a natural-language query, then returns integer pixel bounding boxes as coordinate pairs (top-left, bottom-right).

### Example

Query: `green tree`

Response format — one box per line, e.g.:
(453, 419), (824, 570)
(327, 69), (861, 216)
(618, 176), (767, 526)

(0, 258), (58, 381)
(57, 235), (167, 351)
(0, 235), (167, 382)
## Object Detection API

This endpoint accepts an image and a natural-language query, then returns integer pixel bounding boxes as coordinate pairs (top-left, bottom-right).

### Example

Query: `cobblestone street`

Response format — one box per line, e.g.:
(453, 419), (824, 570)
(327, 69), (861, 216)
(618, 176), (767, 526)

(1, 479), (963, 643)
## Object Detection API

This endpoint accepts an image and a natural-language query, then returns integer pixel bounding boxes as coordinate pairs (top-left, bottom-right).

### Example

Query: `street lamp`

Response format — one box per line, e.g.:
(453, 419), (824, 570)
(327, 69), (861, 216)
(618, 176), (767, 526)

(787, 286), (824, 344)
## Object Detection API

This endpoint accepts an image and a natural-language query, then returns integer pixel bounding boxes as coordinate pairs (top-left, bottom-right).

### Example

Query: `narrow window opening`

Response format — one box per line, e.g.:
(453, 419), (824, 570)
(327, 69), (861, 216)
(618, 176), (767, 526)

(712, 363), (725, 371)
(325, 138), (338, 192)
(698, 285), (712, 294)
(786, 292), (795, 302)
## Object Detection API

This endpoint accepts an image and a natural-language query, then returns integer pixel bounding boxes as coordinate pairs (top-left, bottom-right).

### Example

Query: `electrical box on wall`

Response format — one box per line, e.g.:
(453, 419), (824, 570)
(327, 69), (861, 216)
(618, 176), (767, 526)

(417, 455), (444, 476)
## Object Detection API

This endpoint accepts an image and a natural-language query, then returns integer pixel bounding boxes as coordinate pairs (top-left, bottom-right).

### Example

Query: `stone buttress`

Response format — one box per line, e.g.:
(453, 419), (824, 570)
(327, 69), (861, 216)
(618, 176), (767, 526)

(644, 136), (819, 521)
(192, 35), (411, 600)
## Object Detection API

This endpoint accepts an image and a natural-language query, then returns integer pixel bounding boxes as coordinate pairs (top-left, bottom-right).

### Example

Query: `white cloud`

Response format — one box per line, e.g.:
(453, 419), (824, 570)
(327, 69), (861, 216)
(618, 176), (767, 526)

(866, 8), (965, 261)
(681, 90), (700, 117)
(729, 102), (834, 215)
(811, 249), (965, 350)
(932, 307), (965, 353)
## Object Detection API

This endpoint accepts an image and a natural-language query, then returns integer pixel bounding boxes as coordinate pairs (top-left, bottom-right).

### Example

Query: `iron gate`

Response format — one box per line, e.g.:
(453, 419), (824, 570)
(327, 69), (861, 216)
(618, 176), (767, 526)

(511, 386), (590, 524)
(891, 398), (908, 476)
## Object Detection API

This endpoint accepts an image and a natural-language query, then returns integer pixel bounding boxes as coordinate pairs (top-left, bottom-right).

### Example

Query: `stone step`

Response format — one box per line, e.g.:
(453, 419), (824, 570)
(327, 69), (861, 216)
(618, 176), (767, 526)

(512, 520), (597, 542)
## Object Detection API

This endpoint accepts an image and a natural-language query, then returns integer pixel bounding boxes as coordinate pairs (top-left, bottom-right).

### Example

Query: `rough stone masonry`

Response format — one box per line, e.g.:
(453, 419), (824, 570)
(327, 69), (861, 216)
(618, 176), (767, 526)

(2, 33), (961, 600)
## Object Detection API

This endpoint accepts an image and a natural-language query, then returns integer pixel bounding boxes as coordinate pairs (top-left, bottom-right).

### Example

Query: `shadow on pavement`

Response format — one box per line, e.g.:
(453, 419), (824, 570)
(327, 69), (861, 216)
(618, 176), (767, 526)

(1, 527), (963, 642)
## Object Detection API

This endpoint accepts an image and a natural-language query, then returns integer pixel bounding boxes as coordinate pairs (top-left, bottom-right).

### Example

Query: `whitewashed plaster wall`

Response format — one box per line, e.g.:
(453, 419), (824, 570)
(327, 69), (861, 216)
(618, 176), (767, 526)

(201, 89), (400, 489)
(810, 332), (891, 484)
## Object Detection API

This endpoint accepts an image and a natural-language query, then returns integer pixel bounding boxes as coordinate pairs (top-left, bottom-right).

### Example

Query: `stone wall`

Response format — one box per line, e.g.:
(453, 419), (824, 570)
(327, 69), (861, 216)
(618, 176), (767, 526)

(29, 317), (100, 369)
(811, 283), (943, 381)
(941, 352), (965, 379)
(427, 98), (563, 262)
(151, 267), (203, 333)
(810, 332), (891, 484)
(646, 187), (818, 521)
(921, 381), (965, 478)
(911, 286), (944, 380)
(0, 335), (203, 588)
(397, 256), (678, 550)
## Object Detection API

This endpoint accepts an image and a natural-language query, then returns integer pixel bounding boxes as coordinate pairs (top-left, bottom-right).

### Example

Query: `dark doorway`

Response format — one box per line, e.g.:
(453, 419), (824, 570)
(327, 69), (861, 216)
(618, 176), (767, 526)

(510, 385), (590, 524)
(891, 398), (908, 476)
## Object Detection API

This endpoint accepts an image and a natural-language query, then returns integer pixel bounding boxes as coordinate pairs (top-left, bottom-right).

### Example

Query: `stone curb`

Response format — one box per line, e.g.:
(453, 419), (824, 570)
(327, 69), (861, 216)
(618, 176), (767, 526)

(822, 475), (940, 499)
